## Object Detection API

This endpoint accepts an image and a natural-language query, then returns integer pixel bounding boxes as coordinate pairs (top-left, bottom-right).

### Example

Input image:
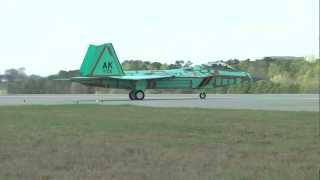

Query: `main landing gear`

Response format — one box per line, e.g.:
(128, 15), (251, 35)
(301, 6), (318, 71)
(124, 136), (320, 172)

(199, 92), (207, 99)
(129, 90), (145, 100)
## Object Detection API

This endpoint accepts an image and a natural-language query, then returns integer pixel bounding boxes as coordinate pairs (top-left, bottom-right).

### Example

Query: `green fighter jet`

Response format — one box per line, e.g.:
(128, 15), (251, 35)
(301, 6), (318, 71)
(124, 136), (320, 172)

(69, 43), (252, 100)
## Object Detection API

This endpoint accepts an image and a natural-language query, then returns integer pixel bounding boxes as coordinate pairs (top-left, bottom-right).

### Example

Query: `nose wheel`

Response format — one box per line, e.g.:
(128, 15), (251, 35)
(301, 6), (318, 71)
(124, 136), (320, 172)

(199, 92), (206, 99)
(129, 90), (145, 100)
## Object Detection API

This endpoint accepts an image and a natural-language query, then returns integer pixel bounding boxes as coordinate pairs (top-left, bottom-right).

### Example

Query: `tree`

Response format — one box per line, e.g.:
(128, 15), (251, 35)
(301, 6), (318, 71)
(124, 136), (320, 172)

(4, 67), (27, 82)
(168, 60), (184, 69)
(183, 61), (193, 68)
(150, 62), (162, 70)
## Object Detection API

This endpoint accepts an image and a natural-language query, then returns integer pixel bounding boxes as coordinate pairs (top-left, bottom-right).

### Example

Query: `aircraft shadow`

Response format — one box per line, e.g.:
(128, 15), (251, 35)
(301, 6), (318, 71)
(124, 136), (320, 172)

(77, 97), (214, 102)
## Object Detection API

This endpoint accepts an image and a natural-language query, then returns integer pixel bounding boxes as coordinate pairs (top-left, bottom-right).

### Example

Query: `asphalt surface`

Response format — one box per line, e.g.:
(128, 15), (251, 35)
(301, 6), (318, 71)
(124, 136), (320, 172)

(0, 94), (318, 111)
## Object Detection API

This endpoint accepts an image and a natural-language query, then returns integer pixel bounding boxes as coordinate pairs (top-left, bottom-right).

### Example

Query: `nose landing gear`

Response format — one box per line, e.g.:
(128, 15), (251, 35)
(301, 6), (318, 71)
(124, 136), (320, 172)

(129, 90), (145, 100)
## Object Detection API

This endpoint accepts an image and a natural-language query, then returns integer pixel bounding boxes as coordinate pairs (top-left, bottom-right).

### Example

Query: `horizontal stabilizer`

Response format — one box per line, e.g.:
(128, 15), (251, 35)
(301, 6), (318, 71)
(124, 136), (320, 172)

(71, 75), (174, 81)
(53, 78), (71, 81)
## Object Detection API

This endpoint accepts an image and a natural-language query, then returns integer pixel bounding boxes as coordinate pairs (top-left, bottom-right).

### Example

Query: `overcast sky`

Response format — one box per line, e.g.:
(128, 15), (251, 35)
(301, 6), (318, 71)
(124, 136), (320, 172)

(0, 0), (318, 76)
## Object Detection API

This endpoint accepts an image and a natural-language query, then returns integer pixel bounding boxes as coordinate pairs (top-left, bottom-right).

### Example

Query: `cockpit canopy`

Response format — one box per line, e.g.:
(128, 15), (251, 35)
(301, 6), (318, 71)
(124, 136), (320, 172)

(183, 62), (236, 72)
(182, 62), (237, 75)
(185, 62), (235, 72)
(206, 62), (235, 71)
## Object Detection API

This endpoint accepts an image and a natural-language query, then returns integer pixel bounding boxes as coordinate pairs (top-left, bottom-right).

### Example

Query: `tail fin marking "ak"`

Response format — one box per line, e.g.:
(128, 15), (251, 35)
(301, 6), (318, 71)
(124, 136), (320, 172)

(80, 43), (124, 76)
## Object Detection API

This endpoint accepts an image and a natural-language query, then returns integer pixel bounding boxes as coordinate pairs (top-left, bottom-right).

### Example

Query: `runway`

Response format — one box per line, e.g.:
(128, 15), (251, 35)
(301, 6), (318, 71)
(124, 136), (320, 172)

(0, 94), (318, 111)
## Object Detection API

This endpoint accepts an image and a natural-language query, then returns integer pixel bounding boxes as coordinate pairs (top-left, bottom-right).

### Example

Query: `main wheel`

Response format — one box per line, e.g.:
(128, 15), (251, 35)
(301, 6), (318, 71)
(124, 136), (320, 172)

(134, 90), (145, 100)
(129, 90), (135, 100)
(199, 92), (206, 99)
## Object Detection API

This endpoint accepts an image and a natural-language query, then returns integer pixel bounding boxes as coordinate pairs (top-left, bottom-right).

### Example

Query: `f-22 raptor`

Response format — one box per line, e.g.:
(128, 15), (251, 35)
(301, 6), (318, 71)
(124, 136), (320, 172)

(68, 43), (252, 100)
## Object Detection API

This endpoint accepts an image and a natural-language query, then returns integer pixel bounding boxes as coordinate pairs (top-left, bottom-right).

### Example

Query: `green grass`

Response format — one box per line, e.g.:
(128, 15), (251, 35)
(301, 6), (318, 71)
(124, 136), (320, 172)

(0, 105), (319, 180)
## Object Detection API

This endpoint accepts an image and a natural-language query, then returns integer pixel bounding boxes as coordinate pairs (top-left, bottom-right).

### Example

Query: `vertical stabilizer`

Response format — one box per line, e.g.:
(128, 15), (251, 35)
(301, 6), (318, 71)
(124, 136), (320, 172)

(80, 43), (124, 76)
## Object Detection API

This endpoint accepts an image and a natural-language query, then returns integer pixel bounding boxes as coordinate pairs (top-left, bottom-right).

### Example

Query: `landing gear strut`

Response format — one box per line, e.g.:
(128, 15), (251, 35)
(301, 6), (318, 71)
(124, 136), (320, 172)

(129, 90), (145, 100)
(199, 92), (207, 99)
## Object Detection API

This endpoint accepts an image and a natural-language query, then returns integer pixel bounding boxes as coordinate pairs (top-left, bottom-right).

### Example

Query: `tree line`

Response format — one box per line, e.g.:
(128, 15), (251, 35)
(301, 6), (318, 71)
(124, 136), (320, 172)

(0, 57), (318, 94)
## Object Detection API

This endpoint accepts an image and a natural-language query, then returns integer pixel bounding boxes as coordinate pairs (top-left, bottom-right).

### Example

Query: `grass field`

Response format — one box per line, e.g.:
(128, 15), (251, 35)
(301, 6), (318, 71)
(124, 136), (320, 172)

(0, 105), (319, 180)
